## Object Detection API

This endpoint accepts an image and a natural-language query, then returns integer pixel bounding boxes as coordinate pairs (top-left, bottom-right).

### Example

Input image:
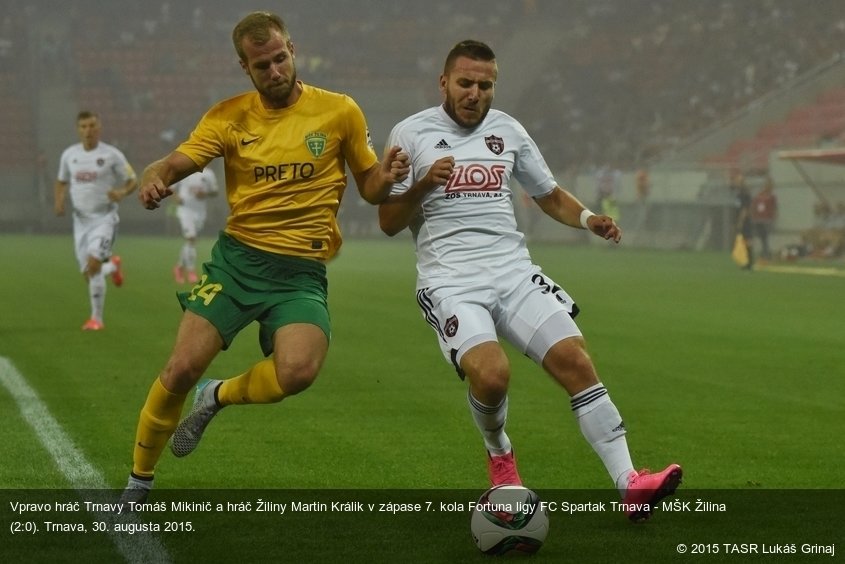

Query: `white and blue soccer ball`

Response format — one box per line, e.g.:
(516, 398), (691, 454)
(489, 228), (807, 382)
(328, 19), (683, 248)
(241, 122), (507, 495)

(470, 485), (549, 555)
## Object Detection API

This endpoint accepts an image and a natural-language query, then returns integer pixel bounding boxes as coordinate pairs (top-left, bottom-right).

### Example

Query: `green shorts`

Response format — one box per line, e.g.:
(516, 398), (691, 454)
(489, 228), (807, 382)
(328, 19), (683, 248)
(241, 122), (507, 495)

(178, 232), (330, 356)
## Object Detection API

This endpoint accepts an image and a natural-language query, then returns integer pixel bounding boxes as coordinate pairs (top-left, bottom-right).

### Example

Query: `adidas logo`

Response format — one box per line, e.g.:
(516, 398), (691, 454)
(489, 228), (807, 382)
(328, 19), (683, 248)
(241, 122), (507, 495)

(434, 139), (451, 149)
(611, 421), (626, 433)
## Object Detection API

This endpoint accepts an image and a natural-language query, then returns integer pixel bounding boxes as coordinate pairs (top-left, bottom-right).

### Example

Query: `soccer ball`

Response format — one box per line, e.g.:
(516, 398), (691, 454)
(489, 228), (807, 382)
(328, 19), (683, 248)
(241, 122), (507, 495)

(470, 485), (549, 555)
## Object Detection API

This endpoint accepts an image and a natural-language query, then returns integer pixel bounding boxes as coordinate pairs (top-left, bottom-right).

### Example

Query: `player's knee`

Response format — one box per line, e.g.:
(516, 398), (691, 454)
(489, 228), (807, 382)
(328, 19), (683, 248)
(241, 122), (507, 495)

(276, 358), (321, 396)
(543, 338), (598, 392)
(468, 364), (510, 403)
(86, 257), (102, 276)
(161, 358), (206, 393)
(462, 345), (510, 401)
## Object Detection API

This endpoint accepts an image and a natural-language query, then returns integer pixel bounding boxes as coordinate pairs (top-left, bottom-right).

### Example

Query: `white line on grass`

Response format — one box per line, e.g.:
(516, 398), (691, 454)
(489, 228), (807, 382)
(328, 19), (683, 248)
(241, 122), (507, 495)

(0, 356), (171, 564)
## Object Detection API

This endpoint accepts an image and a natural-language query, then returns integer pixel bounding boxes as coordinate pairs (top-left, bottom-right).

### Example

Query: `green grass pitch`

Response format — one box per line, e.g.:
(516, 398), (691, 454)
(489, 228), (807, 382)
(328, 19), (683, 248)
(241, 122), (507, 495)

(0, 234), (842, 563)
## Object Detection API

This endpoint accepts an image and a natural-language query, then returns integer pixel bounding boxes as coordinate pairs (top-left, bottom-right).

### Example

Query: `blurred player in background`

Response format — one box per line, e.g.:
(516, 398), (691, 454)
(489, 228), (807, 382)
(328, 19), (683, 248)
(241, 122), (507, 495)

(171, 168), (218, 284)
(594, 163), (621, 221)
(379, 40), (681, 522)
(731, 170), (754, 269)
(121, 11), (409, 502)
(751, 175), (777, 262)
(54, 110), (137, 331)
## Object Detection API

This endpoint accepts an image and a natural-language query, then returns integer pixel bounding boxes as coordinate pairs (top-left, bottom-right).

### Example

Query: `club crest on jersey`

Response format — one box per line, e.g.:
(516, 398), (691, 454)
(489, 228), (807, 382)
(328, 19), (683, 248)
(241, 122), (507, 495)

(305, 131), (327, 157)
(96, 158), (105, 167)
(484, 135), (504, 155)
(444, 315), (459, 338)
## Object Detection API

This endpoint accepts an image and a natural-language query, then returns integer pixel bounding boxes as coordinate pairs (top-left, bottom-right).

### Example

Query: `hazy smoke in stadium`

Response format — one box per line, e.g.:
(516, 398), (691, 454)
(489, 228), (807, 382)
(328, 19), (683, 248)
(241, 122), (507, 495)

(3, 0), (844, 248)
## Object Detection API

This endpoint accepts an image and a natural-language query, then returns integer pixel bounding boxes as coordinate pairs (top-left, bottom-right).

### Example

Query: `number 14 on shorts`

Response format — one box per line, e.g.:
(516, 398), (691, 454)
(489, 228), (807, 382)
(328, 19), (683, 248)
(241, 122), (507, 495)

(188, 275), (223, 306)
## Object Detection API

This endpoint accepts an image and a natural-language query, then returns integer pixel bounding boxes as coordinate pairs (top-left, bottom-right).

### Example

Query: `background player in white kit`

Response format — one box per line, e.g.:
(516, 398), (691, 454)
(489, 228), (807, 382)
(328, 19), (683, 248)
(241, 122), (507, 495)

(171, 168), (218, 284)
(54, 111), (137, 331)
(378, 40), (681, 522)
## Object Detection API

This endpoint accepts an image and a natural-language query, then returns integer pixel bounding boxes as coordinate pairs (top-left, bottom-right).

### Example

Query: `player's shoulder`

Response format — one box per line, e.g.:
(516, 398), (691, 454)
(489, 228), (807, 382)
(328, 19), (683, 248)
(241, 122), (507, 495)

(99, 141), (130, 160)
(204, 91), (257, 121)
(392, 106), (442, 134)
(486, 109), (527, 132)
(304, 83), (345, 101)
(60, 143), (83, 160)
(302, 83), (364, 115)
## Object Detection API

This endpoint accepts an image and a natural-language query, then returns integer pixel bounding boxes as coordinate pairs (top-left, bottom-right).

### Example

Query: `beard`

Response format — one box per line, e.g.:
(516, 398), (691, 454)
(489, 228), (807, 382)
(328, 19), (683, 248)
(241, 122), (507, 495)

(253, 66), (298, 108)
(443, 91), (490, 128)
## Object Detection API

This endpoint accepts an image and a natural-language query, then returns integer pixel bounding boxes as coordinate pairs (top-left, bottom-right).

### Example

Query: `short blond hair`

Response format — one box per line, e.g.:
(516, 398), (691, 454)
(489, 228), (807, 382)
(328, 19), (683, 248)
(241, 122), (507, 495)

(232, 11), (289, 62)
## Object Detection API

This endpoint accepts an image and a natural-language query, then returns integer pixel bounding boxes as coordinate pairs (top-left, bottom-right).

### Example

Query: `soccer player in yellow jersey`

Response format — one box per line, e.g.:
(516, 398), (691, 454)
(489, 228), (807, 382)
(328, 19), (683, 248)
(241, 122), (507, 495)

(122, 11), (409, 501)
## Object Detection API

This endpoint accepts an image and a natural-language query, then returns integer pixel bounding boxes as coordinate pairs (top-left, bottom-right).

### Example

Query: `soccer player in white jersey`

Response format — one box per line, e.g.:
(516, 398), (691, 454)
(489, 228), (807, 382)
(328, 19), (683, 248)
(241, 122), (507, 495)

(54, 111), (137, 331)
(379, 40), (681, 522)
(171, 168), (218, 284)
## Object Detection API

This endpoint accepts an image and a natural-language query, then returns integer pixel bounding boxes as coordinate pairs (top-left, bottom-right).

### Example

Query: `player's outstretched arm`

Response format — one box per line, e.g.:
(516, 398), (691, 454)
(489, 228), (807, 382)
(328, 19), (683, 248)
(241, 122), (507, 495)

(139, 152), (200, 210)
(356, 146), (411, 205)
(535, 185), (622, 243)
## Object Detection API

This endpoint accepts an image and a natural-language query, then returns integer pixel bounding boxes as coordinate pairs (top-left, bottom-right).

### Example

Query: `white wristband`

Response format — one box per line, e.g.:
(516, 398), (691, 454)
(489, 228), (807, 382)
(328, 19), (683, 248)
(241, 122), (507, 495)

(579, 209), (595, 229)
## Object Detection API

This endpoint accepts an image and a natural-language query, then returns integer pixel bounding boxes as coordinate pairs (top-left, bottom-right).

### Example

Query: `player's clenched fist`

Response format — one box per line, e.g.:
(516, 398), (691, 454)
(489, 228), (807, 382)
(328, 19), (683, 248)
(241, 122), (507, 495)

(586, 214), (622, 243)
(139, 179), (173, 210)
(423, 156), (455, 189)
(383, 145), (411, 184)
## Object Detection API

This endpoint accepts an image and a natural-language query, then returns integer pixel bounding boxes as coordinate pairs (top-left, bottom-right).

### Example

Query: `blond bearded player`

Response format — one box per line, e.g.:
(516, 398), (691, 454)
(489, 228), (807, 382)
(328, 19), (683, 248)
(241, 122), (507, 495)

(122, 11), (409, 501)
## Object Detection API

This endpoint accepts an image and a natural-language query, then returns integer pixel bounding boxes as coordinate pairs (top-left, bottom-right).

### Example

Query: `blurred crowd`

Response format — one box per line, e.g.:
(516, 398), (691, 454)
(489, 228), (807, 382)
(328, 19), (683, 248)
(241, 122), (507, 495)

(517, 0), (845, 172)
(2, 0), (844, 173)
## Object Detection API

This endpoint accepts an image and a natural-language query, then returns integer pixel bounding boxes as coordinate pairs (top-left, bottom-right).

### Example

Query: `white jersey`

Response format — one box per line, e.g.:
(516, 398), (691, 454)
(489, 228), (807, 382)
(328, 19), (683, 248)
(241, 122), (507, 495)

(387, 105), (557, 288)
(173, 168), (218, 214)
(57, 142), (136, 220)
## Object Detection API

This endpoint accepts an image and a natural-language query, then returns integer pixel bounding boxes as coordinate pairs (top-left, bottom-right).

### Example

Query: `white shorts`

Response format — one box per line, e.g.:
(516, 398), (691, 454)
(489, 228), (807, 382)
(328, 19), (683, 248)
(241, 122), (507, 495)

(73, 212), (118, 273)
(177, 207), (207, 239)
(416, 265), (582, 374)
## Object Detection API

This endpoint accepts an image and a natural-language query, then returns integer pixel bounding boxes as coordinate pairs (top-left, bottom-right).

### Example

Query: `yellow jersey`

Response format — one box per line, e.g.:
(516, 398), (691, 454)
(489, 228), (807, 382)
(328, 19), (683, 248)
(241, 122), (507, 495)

(175, 82), (378, 260)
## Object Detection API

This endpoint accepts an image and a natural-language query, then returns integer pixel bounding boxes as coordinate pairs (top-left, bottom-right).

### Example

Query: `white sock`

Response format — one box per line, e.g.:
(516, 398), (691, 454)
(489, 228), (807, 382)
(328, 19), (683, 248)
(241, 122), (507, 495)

(101, 261), (116, 276)
(88, 273), (106, 322)
(127, 473), (153, 490)
(468, 390), (511, 456)
(181, 243), (196, 270)
(571, 383), (634, 495)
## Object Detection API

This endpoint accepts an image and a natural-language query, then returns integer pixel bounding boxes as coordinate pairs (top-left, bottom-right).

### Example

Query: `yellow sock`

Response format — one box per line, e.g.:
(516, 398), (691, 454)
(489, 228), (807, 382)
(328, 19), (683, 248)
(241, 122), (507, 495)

(218, 358), (284, 405)
(132, 377), (188, 478)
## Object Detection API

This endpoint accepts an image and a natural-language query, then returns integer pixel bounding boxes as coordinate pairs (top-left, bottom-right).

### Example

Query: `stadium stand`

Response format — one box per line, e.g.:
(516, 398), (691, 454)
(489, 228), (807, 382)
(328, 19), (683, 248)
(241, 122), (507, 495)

(14, 0), (844, 173)
(514, 0), (845, 172)
(0, 9), (36, 170)
(3, 0), (845, 240)
(703, 84), (845, 172)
